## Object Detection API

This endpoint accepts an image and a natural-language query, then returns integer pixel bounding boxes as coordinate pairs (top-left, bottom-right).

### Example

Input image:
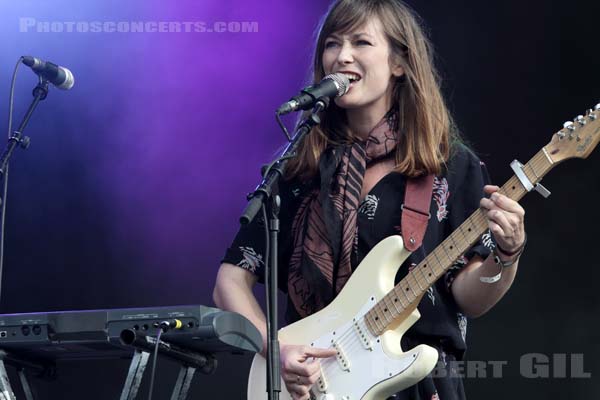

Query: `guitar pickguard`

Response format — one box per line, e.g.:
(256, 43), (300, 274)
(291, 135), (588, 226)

(309, 298), (423, 400)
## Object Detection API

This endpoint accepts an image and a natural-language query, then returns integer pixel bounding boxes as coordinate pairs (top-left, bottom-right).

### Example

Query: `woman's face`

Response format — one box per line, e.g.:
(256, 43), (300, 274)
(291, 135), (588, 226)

(322, 16), (403, 114)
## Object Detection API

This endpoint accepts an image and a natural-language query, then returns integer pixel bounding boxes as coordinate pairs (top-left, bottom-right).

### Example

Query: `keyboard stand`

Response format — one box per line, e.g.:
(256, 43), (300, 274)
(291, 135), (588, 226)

(170, 365), (196, 400)
(119, 330), (217, 400)
(0, 350), (40, 400)
(120, 349), (150, 400)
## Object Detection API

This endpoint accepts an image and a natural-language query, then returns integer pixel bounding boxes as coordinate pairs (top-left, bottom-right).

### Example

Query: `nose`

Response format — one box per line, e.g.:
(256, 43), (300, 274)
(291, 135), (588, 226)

(336, 41), (354, 65)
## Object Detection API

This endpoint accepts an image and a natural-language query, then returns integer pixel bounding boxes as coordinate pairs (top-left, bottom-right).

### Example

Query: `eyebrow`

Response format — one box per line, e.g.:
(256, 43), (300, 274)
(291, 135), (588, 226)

(327, 32), (373, 40)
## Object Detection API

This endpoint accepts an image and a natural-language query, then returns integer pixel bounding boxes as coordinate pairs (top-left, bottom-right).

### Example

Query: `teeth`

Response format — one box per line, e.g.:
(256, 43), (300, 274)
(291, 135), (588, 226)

(341, 72), (360, 82)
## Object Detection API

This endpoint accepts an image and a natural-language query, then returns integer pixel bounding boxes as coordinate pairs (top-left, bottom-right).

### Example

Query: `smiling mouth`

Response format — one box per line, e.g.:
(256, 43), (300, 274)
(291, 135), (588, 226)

(337, 71), (362, 83)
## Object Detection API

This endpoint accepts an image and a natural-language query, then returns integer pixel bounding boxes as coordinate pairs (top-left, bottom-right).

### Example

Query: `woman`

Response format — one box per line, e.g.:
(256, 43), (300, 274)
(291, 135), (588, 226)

(214, 0), (526, 399)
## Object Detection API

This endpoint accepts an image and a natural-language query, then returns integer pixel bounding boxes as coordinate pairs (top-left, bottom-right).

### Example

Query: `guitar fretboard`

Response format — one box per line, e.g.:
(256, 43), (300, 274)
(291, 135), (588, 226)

(363, 149), (555, 336)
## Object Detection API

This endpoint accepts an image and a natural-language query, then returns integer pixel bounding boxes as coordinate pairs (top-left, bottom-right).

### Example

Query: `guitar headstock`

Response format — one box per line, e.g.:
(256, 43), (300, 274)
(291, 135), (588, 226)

(544, 104), (600, 163)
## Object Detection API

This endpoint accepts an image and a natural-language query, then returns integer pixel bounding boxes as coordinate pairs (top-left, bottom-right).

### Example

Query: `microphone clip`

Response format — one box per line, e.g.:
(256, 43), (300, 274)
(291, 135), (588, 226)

(33, 75), (49, 100)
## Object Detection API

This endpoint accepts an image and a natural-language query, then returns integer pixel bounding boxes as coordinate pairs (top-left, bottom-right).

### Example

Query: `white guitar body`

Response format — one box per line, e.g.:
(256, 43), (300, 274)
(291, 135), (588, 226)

(247, 236), (439, 400)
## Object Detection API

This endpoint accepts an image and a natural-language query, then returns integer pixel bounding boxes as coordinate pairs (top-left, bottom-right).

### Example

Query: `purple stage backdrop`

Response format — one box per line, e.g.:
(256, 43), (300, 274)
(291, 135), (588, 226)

(0, 0), (335, 309)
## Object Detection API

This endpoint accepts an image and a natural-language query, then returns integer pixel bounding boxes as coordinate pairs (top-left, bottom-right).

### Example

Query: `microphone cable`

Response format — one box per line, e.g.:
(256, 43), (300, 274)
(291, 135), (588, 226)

(147, 326), (163, 400)
(0, 56), (25, 305)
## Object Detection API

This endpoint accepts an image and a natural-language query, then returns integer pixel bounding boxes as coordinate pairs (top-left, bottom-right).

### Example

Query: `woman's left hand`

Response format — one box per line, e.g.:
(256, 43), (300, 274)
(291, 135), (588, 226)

(479, 185), (526, 255)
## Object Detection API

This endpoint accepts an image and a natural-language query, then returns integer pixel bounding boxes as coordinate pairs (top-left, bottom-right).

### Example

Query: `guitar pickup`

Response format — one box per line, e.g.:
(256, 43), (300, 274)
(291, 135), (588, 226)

(353, 319), (373, 350)
(332, 341), (351, 372)
(315, 362), (328, 393)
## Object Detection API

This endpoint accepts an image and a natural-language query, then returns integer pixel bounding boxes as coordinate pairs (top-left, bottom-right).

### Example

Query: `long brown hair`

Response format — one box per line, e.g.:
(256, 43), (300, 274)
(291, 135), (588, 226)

(286, 0), (458, 181)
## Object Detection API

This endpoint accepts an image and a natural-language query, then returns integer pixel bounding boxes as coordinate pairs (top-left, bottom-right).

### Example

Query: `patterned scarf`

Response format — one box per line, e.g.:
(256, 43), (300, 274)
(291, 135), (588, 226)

(288, 113), (399, 318)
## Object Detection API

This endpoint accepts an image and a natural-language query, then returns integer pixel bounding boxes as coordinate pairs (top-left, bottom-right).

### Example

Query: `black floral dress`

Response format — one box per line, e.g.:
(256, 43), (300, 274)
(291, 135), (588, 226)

(222, 143), (493, 400)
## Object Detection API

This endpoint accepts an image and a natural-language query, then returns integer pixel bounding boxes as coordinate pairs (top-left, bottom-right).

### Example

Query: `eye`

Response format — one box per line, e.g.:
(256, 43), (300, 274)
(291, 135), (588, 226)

(324, 40), (339, 49)
(355, 40), (372, 46)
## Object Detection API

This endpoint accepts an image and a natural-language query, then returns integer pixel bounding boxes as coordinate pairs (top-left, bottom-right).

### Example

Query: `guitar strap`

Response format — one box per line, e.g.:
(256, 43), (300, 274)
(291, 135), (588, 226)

(401, 174), (434, 251)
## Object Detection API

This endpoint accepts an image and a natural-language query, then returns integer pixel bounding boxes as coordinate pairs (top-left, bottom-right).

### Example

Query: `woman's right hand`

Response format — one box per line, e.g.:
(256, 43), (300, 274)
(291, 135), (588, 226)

(280, 343), (337, 400)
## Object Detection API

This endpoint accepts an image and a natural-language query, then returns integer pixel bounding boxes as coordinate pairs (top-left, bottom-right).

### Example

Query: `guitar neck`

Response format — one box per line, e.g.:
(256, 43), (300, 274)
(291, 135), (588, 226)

(364, 148), (556, 336)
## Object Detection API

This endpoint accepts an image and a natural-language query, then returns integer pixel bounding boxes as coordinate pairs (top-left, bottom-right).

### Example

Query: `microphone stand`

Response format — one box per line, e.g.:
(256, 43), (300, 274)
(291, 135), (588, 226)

(0, 76), (48, 307)
(0, 76), (48, 177)
(240, 98), (330, 400)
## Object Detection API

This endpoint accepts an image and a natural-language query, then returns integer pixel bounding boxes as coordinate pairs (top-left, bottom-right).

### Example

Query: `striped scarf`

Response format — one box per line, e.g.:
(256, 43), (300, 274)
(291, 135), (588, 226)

(288, 113), (399, 318)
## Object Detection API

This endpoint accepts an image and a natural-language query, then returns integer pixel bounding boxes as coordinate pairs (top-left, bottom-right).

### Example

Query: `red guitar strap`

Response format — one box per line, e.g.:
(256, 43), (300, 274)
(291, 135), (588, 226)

(401, 174), (434, 251)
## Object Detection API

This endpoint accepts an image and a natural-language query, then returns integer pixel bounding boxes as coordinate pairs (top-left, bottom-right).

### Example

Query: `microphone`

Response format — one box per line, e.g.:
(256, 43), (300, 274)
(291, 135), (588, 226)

(22, 56), (75, 90)
(277, 73), (350, 115)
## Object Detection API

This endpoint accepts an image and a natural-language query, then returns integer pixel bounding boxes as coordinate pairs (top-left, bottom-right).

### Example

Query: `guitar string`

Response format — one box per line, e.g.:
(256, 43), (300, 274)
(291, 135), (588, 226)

(317, 316), (371, 376)
(320, 335), (364, 379)
(322, 315), (368, 355)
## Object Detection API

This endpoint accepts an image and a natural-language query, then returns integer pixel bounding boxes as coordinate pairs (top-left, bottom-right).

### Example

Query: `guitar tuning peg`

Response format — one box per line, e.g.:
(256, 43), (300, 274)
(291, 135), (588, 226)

(588, 109), (598, 120)
(557, 130), (566, 139)
(563, 121), (576, 140)
(576, 115), (586, 125)
(595, 103), (600, 111)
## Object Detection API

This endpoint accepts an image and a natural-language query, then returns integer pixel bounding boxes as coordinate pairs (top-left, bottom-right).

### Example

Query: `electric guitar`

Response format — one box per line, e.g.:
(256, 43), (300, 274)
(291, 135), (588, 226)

(247, 104), (600, 400)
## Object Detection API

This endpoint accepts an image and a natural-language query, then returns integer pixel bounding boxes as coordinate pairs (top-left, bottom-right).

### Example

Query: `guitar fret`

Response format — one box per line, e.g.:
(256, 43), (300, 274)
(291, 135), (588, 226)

(461, 218), (476, 243)
(364, 313), (375, 335)
(371, 309), (385, 332)
(470, 212), (482, 233)
(407, 275), (418, 298)
(523, 164), (537, 187)
(399, 287), (409, 308)
(456, 225), (471, 251)
(417, 263), (430, 286)
(447, 234), (465, 260)
(382, 294), (397, 319)
(503, 174), (528, 201)
(383, 305), (394, 325)
(401, 284), (412, 303)
(438, 242), (455, 264)
(368, 314), (379, 336)
(411, 271), (425, 292)
(392, 287), (406, 309)
(390, 292), (403, 314)
(430, 249), (444, 274)
(379, 302), (394, 325)
(526, 158), (541, 182)
(429, 254), (443, 276)
(536, 153), (552, 176)
(404, 281), (416, 302)
(536, 150), (553, 170)
(420, 261), (435, 283)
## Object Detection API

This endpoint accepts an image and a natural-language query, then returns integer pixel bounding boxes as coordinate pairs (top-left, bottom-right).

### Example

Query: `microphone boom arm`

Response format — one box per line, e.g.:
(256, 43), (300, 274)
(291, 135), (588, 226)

(0, 76), (49, 177)
(240, 103), (324, 225)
